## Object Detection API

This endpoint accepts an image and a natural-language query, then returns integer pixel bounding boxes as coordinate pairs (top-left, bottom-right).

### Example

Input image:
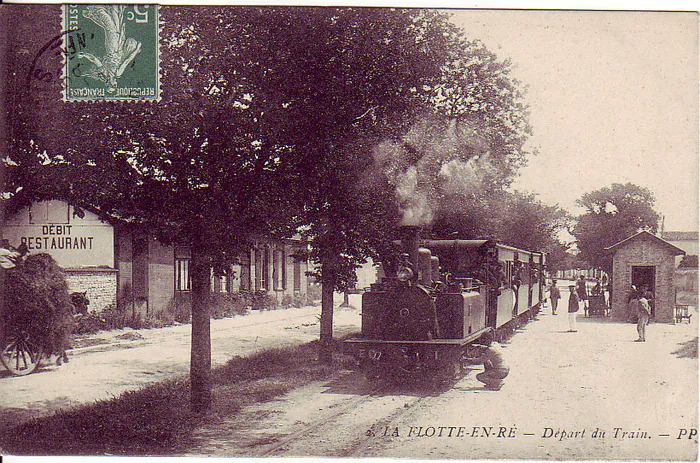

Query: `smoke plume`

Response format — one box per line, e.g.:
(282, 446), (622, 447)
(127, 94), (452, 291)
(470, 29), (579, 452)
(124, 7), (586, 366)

(370, 115), (495, 227)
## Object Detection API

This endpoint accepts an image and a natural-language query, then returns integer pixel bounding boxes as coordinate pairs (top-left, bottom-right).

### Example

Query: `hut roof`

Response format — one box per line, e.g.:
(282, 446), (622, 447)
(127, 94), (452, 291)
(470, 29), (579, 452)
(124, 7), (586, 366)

(604, 230), (686, 255)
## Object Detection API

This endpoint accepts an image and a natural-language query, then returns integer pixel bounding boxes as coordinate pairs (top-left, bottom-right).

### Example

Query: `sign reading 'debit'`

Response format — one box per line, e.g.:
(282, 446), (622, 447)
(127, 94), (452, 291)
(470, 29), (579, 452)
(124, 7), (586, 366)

(62, 4), (160, 101)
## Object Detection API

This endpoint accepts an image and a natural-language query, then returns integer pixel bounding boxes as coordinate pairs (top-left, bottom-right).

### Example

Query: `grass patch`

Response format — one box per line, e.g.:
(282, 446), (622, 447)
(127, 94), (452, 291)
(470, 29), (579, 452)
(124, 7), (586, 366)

(0, 339), (348, 456)
(673, 337), (698, 359)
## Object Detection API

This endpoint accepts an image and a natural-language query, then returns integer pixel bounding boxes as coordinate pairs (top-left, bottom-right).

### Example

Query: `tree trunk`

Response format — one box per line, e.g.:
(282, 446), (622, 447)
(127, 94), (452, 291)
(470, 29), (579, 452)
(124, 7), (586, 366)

(190, 245), (212, 411)
(0, 269), (5, 342)
(342, 291), (350, 307)
(319, 263), (335, 364)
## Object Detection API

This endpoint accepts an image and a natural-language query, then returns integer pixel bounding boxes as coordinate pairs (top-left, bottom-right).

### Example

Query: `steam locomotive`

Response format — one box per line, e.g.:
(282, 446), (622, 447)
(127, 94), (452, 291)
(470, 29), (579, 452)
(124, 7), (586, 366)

(343, 226), (546, 383)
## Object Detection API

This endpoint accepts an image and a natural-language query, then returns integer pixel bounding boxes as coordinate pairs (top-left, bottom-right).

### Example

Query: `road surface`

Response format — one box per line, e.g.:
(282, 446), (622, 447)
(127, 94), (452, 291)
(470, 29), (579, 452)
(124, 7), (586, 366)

(0, 303), (362, 429)
(183, 289), (698, 461)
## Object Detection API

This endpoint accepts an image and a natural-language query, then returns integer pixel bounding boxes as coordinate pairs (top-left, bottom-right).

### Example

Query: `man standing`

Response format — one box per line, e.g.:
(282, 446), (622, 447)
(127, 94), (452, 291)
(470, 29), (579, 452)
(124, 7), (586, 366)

(627, 284), (641, 322)
(549, 279), (561, 315)
(636, 291), (652, 342)
(576, 275), (588, 314)
(568, 285), (580, 332)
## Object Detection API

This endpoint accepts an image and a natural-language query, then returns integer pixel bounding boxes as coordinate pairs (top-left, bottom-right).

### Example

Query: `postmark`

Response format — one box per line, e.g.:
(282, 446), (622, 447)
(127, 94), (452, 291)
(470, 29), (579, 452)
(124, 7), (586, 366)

(61, 4), (160, 101)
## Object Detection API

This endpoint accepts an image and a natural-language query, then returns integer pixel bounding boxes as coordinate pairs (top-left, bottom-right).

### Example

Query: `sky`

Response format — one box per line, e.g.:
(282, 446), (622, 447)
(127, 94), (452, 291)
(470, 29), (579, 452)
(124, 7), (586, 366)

(4, 2), (696, 231)
(450, 10), (699, 232)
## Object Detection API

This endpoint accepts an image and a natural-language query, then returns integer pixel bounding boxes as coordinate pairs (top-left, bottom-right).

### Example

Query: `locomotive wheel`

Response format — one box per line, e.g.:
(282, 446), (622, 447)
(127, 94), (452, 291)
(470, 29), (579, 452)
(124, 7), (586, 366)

(1, 332), (44, 376)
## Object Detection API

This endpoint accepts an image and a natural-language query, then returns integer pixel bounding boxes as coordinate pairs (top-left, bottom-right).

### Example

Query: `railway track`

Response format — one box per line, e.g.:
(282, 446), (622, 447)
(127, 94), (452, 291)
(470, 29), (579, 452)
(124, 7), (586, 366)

(255, 375), (465, 457)
(255, 380), (393, 457)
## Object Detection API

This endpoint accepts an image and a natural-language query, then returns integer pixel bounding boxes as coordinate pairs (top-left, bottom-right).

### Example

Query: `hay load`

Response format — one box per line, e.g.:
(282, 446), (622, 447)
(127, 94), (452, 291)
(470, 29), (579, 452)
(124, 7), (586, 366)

(2, 253), (75, 373)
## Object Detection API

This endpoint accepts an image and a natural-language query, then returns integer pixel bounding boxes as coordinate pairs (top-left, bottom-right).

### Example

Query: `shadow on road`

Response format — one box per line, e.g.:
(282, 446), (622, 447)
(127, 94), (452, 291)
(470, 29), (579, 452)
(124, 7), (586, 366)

(321, 370), (459, 398)
(576, 316), (637, 325)
(672, 337), (698, 359)
(0, 364), (60, 380)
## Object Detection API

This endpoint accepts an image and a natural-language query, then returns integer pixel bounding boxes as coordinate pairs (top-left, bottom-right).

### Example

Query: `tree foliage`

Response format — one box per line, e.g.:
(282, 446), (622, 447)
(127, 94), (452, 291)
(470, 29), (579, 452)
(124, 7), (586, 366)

(495, 190), (571, 252)
(2, 6), (540, 396)
(573, 182), (660, 270)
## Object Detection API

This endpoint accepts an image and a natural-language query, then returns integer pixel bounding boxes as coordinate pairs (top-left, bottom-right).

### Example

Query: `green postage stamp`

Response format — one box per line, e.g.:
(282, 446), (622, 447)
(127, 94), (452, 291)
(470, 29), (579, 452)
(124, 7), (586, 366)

(62, 5), (160, 101)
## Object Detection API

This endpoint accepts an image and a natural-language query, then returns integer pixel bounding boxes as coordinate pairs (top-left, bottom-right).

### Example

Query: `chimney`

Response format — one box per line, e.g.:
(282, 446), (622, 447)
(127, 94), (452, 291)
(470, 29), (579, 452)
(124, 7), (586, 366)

(399, 225), (421, 269)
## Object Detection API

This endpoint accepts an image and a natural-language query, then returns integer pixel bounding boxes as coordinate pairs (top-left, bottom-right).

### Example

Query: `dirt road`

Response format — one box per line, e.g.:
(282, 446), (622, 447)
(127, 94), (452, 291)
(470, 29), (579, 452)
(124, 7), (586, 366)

(184, 291), (698, 461)
(0, 303), (362, 426)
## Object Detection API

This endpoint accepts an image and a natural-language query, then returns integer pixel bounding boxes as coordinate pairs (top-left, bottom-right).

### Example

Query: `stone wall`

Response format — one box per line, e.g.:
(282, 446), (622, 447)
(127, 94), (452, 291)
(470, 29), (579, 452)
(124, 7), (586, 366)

(65, 269), (118, 312)
(610, 235), (677, 323)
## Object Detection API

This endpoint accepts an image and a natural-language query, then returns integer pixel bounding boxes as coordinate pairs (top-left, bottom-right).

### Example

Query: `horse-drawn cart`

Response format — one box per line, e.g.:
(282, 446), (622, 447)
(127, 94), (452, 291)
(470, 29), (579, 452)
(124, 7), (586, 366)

(586, 294), (609, 317)
(1, 253), (77, 376)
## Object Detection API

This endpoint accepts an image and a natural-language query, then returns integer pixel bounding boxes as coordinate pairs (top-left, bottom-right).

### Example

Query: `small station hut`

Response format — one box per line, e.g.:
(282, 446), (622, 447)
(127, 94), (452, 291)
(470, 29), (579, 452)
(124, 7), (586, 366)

(605, 230), (686, 322)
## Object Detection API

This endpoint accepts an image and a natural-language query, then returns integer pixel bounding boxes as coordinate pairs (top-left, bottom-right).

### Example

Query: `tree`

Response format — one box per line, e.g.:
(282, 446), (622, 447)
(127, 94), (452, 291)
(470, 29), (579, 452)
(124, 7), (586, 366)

(382, 34), (535, 243)
(3, 6), (315, 411)
(494, 191), (571, 253)
(573, 183), (660, 271)
(433, 186), (572, 269)
(289, 12), (535, 362)
(544, 243), (576, 274)
(2, 6), (536, 401)
(281, 9), (458, 362)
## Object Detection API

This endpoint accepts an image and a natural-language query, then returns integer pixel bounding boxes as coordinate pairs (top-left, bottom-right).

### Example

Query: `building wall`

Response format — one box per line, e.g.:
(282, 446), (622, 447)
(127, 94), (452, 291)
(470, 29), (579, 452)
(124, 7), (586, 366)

(115, 228), (133, 312)
(666, 240), (698, 267)
(610, 235), (677, 323)
(665, 239), (698, 257)
(2, 200), (119, 314)
(65, 269), (118, 312)
(3, 201), (311, 317)
(157, 239), (310, 313)
(148, 236), (175, 315)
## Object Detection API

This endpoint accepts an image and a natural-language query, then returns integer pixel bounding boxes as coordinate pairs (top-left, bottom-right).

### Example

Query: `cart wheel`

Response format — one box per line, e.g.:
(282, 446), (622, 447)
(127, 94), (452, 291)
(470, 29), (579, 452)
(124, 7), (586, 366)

(1, 332), (44, 376)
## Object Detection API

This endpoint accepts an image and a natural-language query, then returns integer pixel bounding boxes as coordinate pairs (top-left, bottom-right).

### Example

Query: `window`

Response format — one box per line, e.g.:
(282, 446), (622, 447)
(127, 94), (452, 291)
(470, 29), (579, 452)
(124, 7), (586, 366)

(239, 253), (251, 291)
(30, 201), (70, 224)
(503, 261), (513, 289)
(281, 248), (287, 290)
(522, 263), (531, 285)
(255, 247), (270, 291)
(175, 257), (191, 291)
(273, 249), (287, 291)
(293, 258), (302, 293)
(218, 274), (228, 293)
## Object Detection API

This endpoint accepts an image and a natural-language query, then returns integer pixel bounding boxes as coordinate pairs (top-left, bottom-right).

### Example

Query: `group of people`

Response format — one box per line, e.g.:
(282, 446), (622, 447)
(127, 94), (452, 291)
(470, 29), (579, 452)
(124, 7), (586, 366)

(548, 275), (591, 332)
(548, 275), (653, 341)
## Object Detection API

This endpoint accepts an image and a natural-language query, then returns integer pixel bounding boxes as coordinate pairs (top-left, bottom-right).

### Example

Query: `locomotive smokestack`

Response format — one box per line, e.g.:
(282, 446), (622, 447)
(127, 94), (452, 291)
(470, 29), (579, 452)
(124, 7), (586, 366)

(399, 225), (421, 269)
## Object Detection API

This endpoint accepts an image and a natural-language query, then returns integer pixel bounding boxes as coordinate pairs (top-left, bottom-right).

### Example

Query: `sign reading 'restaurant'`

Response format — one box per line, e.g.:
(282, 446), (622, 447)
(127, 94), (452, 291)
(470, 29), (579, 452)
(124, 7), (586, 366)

(21, 225), (94, 251)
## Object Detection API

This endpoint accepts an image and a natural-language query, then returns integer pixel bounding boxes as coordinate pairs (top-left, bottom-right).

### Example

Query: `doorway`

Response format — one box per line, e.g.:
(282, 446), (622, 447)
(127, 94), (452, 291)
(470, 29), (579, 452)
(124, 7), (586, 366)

(631, 265), (656, 319)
